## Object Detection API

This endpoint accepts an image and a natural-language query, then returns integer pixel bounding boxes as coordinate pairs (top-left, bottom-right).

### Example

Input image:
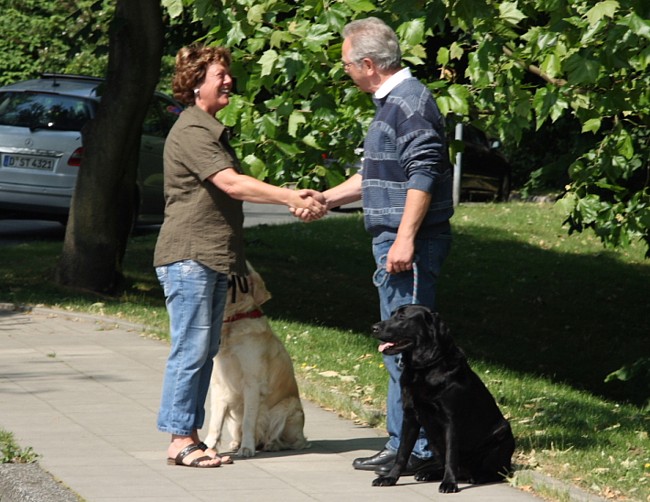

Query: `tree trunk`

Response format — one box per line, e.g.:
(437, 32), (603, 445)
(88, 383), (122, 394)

(56, 0), (163, 293)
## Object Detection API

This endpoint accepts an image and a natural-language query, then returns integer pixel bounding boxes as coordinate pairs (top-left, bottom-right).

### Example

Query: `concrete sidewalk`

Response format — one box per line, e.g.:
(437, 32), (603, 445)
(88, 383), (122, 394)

(0, 307), (548, 502)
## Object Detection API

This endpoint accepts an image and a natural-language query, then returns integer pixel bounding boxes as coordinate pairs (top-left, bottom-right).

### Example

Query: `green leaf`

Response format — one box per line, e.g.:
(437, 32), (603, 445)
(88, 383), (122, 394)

(565, 53), (601, 84)
(409, 44), (427, 59)
(259, 49), (279, 77)
(161, 0), (183, 18)
(217, 94), (244, 127)
(605, 358), (650, 383)
(346, 0), (376, 13)
(397, 19), (425, 46)
(247, 4), (265, 24)
(288, 110), (307, 137)
(450, 42), (464, 61)
(540, 53), (561, 79)
(582, 118), (601, 133)
(622, 13), (650, 39)
(274, 140), (302, 156)
(499, 2), (526, 26)
(227, 21), (246, 46)
(304, 24), (334, 52)
(437, 47), (450, 66)
(437, 84), (469, 116)
(586, 0), (619, 26)
(447, 84), (470, 115)
(259, 114), (278, 138)
(615, 129), (634, 159)
(302, 134), (322, 149)
(270, 30), (293, 48)
(243, 154), (267, 179)
(555, 192), (578, 215)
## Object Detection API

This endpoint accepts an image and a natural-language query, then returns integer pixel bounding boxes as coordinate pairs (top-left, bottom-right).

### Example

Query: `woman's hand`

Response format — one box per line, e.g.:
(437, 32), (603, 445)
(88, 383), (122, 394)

(290, 190), (327, 221)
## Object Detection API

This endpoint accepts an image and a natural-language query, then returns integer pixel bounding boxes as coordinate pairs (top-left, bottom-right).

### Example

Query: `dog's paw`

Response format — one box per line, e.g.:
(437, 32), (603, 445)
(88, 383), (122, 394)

(372, 476), (398, 487)
(414, 469), (441, 482)
(438, 481), (459, 493)
(237, 446), (256, 458)
(202, 434), (218, 449)
(262, 441), (280, 452)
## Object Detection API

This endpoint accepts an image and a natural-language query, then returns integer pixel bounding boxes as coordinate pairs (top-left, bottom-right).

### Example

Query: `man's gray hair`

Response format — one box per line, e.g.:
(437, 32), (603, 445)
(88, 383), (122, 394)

(342, 17), (402, 71)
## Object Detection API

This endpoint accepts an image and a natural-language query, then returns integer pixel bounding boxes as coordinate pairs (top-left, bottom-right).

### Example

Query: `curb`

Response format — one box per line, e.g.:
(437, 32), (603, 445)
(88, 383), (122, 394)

(513, 469), (610, 502)
(0, 464), (80, 502)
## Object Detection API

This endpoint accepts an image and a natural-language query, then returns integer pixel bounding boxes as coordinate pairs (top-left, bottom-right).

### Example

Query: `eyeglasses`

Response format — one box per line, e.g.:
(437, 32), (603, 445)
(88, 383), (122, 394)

(342, 60), (358, 71)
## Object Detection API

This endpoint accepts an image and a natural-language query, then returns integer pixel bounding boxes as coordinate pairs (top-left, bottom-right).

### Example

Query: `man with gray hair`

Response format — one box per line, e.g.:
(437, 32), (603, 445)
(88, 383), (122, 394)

(319, 17), (454, 476)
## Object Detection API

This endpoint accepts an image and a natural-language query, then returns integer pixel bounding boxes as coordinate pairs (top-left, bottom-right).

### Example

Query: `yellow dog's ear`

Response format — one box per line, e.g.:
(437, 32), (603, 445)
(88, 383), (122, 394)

(245, 261), (272, 306)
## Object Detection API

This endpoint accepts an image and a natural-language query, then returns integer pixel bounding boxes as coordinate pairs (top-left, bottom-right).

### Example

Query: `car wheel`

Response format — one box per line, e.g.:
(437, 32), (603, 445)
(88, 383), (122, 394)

(498, 174), (511, 202)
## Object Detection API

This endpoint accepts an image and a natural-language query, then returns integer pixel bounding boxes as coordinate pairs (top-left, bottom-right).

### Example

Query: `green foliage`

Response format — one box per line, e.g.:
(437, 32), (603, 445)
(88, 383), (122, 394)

(162, 0), (461, 189)
(605, 357), (650, 411)
(164, 0), (370, 188)
(0, 0), (112, 84)
(0, 430), (37, 464)
(164, 0), (649, 256)
(1, 0), (647, 254)
(441, 0), (650, 255)
(6, 1), (643, 253)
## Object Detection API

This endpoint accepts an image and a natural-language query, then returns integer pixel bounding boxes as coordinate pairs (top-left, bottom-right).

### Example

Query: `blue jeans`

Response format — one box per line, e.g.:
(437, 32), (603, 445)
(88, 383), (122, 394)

(372, 235), (451, 459)
(155, 260), (229, 436)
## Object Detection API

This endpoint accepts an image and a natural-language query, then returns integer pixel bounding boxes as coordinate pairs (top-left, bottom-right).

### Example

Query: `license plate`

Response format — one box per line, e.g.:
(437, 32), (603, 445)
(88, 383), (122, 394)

(2, 154), (55, 170)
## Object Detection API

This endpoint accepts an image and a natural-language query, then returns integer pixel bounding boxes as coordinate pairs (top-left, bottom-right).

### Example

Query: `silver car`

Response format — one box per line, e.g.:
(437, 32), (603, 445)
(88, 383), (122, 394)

(0, 73), (182, 224)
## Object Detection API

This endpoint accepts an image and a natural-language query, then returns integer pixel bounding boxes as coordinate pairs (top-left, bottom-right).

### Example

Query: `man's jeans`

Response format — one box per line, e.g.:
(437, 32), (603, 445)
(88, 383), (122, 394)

(372, 234), (451, 459)
(155, 260), (229, 436)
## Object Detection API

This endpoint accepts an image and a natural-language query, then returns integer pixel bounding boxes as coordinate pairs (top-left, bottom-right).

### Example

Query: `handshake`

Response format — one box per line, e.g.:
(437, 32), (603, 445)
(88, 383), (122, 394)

(283, 174), (360, 222)
(288, 189), (330, 222)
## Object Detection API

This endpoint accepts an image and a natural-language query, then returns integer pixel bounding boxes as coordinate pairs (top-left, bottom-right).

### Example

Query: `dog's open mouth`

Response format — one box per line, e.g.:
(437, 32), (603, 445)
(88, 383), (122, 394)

(378, 339), (413, 355)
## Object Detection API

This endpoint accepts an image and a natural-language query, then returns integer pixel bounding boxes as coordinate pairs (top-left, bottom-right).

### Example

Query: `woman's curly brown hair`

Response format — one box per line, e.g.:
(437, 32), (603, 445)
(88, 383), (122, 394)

(172, 45), (232, 106)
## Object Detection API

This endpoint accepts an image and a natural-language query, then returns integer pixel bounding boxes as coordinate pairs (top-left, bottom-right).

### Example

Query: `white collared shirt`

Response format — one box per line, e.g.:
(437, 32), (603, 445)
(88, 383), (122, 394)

(374, 67), (413, 99)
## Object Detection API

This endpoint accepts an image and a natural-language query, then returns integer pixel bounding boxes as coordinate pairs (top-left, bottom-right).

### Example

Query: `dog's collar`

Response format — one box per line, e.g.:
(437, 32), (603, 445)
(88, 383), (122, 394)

(223, 309), (264, 323)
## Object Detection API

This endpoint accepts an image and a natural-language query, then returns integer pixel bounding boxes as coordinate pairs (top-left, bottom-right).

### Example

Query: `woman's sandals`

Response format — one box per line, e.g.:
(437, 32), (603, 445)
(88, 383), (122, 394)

(197, 442), (233, 464)
(168, 444), (222, 468)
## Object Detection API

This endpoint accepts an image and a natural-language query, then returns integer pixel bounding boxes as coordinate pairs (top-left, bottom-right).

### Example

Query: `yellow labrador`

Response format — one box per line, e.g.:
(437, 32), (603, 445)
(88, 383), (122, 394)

(204, 262), (309, 457)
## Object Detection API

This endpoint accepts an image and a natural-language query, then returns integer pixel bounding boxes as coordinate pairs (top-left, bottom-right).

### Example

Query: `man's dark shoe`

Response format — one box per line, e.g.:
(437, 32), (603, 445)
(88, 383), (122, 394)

(352, 448), (397, 471)
(374, 454), (442, 477)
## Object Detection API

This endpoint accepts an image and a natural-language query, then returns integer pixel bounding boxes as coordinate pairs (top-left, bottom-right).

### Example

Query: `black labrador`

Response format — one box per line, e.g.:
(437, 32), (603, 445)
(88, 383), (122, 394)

(371, 305), (515, 493)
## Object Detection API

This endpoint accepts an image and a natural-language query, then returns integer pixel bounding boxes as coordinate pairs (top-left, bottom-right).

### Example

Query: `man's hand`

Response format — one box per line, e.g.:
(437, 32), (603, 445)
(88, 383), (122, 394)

(386, 236), (415, 274)
(289, 189), (327, 221)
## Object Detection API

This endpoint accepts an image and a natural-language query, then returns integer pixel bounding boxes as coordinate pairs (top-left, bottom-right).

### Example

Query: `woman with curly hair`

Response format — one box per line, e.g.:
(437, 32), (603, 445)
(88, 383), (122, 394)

(154, 45), (325, 468)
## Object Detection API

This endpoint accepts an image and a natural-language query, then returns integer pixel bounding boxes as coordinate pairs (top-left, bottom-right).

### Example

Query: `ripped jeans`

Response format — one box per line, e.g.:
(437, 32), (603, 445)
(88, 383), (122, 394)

(372, 234), (451, 459)
(155, 260), (229, 436)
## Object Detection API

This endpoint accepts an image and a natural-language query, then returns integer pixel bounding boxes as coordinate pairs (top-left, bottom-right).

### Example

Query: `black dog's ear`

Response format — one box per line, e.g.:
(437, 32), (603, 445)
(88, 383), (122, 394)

(432, 313), (456, 351)
(390, 304), (411, 318)
(422, 308), (435, 328)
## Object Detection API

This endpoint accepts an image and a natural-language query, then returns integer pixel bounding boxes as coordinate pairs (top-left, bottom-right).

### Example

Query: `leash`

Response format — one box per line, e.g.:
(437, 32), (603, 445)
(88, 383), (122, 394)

(411, 261), (419, 304)
(228, 275), (249, 304)
(372, 256), (420, 304)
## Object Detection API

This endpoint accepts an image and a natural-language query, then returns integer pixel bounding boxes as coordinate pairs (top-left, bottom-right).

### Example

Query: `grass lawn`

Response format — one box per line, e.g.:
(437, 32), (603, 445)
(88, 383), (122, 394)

(1, 201), (649, 501)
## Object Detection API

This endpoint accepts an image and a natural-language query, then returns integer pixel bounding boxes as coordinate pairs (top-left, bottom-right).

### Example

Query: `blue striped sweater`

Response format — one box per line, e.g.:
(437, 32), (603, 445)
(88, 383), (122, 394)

(362, 77), (454, 243)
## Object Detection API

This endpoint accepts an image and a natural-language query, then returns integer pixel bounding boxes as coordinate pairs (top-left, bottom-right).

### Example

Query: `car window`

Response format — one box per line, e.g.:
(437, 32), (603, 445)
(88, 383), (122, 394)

(0, 91), (93, 131)
(142, 95), (182, 137)
(463, 126), (490, 148)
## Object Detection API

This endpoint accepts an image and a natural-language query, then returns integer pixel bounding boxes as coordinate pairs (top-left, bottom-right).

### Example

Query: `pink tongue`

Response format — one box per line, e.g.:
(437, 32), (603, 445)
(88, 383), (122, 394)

(378, 342), (395, 353)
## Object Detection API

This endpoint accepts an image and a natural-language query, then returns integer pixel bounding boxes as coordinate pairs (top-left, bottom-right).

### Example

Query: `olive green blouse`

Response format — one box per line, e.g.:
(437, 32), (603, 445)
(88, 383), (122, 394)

(153, 105), (247, 276)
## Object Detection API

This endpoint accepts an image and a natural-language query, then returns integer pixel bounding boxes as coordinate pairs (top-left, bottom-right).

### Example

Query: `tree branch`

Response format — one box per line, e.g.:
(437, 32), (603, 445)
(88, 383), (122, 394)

(502, 46), (567, 87)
